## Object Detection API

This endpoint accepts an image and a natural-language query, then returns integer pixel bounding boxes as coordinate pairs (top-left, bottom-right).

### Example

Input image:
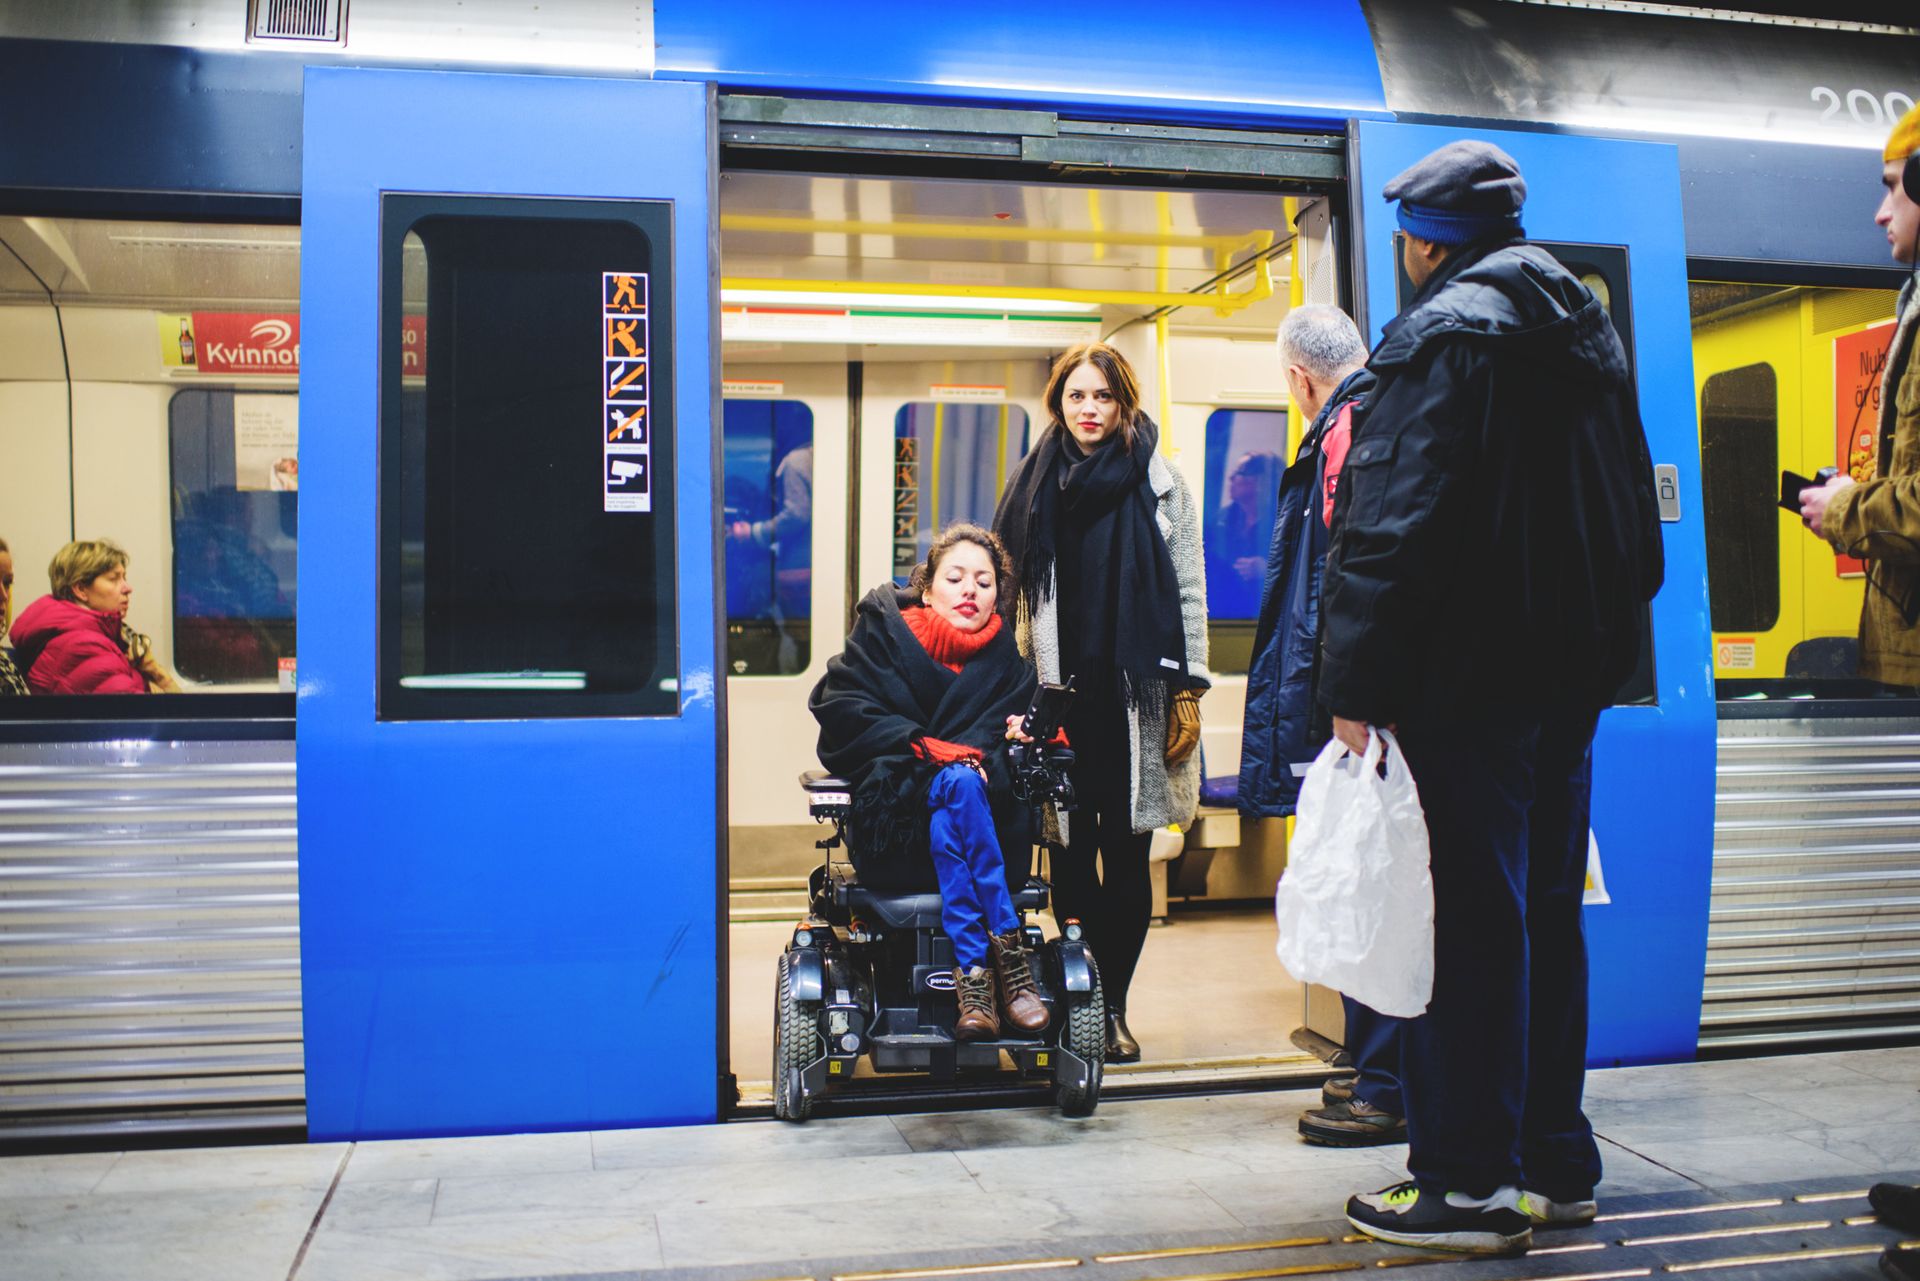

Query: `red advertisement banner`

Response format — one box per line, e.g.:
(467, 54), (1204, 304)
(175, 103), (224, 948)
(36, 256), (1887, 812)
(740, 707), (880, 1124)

(191, 312), (301, 375)
(1833, 320), (1896, 578)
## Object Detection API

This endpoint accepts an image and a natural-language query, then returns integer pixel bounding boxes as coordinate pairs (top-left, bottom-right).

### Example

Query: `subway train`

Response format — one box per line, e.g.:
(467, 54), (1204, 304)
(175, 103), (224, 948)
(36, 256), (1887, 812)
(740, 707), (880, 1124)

(0, 0), (1916, 1144)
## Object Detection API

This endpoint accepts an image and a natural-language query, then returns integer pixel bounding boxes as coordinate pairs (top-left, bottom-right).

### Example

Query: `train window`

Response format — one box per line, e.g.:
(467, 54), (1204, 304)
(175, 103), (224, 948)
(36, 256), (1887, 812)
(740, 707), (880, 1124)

(167, 390), (298, 685)
(1202, 408), (1289, 675)
(723, 399), (813, 675)
(0, 216), (300, 710)
(1699, 364), (1780, 634)
(890, 402), (1031, 582)
(1691, 281), (1902, 689)
(378, 195), (678, 721)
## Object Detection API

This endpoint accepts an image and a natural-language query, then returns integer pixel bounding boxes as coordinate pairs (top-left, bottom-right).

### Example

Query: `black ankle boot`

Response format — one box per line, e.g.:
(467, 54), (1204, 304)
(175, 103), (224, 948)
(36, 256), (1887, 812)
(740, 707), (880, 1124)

(1106, 1008), (1140, 1062)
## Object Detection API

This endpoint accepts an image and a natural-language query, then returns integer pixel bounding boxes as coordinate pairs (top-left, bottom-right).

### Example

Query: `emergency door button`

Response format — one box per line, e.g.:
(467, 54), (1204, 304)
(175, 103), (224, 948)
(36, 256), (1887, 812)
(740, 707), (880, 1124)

(1653, 464), (1681, 523)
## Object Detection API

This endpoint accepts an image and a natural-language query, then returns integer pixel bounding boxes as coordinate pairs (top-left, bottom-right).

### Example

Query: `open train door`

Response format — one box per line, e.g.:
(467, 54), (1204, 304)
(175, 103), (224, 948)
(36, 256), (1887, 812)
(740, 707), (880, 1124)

(1349, 122), (1715, 1065)
(297, 69), (723, 1137)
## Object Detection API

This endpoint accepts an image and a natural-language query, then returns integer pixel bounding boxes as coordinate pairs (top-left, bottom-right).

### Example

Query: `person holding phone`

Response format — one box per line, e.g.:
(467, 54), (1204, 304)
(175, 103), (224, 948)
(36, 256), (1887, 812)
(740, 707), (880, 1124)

(1798, 104), (1920, 697)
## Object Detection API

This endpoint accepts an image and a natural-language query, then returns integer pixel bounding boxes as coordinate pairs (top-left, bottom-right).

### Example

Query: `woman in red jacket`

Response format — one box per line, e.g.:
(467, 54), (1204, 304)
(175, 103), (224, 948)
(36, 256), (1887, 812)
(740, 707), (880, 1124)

(9, 539), (149, 695)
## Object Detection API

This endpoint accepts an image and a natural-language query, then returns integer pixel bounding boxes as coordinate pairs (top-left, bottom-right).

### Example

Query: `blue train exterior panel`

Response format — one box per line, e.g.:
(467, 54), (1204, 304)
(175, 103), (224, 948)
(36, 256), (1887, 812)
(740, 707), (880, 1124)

(654, 0), (1388, 128)
(297, 68), (722, 1139)
(1354, 121), (1717, 1067)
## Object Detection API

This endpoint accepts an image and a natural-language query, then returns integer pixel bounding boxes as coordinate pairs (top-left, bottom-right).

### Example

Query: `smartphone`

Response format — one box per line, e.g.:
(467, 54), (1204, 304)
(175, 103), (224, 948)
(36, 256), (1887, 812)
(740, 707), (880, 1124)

(1780, 467), (1839, 512)
(1779, 470), (1816, 512)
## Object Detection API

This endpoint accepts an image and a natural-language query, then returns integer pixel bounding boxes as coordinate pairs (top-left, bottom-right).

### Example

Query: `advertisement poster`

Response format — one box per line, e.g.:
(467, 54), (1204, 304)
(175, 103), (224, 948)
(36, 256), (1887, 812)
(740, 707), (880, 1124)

(1834, 320), (1896, 578)
(233, 394), (299, 492)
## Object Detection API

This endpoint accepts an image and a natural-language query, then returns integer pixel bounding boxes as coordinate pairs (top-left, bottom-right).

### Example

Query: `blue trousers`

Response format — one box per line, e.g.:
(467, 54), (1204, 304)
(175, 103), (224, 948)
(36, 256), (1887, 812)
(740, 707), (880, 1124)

(1343, 995), (1404, 1117)
(927, 764), (1021, 969)
(1394, 712), (1604, 1201)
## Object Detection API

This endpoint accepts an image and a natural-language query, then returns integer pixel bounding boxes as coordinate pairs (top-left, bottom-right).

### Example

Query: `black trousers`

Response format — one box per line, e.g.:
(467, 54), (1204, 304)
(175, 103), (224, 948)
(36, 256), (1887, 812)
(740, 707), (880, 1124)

(1054, 693), (1154, 1010)
(1394, 710), (1604, 1202)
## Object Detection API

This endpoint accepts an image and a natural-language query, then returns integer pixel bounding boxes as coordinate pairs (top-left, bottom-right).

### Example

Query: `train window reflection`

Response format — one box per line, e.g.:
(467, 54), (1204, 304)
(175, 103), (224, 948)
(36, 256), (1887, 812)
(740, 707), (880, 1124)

(1202, 408), (1288, 674)
(378, 196), (678, 721)
(1690, 281), (1902, 690)
(167, 389), (298, 685)
(724, 399), (813, 675)
(890, 402), (1031, 583)
(1699, 364), (1780, 634)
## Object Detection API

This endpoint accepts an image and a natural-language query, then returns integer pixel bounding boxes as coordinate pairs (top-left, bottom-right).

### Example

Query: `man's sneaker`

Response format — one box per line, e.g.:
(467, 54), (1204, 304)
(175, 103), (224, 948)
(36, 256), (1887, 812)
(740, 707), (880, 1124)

(1299, 1098), (1407, 1147)
(1321, 1075), (1358, 1106)
(1346, 1180), (1532, 1255)
(1519, 1190), (1598, 1228)
(1872, 1183), (1920, 1235)
(1883, 1244), (1920, 1281)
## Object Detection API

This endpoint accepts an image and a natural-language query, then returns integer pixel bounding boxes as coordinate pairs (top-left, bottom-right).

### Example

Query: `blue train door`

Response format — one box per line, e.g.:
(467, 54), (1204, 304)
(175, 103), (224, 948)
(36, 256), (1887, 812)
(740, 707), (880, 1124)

(297, 69), (722, 1138)
(1353, 122), (1715, 1065)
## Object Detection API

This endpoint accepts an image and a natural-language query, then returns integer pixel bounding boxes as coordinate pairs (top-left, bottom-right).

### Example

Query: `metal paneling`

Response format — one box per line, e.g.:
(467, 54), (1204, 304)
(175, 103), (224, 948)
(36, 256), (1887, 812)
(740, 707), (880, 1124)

(0, 738), (301, 1141)
(1705, 714), (1920, 1048)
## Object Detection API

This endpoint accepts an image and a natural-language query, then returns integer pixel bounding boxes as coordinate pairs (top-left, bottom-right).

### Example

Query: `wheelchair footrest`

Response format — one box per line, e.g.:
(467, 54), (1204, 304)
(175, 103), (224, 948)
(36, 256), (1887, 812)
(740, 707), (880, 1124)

(869, 1032), (1043, 1075)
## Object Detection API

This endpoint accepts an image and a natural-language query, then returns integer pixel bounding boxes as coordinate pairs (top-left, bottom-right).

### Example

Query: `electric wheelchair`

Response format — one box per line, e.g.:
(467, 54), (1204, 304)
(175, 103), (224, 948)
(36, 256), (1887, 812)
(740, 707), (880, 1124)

(773, 683), (1107, 1121)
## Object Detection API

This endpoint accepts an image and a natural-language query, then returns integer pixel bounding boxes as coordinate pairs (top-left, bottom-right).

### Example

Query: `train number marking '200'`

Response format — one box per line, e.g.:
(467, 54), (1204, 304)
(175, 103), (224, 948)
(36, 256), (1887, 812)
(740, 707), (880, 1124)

(1811, 85), (1917, 129)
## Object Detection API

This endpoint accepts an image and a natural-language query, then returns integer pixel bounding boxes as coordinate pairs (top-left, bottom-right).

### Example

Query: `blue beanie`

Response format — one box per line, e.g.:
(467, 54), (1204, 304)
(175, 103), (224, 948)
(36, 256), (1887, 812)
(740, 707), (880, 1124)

(1386, 141), (1527, 246)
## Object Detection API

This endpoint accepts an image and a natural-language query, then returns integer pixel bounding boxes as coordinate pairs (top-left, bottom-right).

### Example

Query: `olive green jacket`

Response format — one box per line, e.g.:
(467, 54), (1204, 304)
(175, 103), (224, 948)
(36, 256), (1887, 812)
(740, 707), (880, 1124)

(1826, 279), (1920, 685)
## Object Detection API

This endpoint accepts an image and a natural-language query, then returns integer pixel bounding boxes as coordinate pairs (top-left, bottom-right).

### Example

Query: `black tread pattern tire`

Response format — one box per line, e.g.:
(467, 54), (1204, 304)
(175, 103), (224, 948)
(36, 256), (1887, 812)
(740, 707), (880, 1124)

(1055, 948), (1105, 1117)
(773, 951), (823, 1122)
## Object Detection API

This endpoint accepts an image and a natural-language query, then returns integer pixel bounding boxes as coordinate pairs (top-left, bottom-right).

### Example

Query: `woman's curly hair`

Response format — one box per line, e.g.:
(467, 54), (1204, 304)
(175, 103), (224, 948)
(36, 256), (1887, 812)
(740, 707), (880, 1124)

(906, 523), (1013, 599)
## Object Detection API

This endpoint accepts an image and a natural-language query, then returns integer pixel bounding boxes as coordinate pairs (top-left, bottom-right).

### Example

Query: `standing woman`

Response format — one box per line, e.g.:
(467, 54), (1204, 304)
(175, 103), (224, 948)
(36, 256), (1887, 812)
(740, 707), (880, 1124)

(994, 342), (1209, 1061)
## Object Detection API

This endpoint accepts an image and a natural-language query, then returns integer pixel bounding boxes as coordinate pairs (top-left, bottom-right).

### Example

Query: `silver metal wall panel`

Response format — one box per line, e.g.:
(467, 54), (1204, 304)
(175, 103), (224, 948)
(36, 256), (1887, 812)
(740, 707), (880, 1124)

(0, 738), (302, 1139)
(1704, 715), (1920, 1048)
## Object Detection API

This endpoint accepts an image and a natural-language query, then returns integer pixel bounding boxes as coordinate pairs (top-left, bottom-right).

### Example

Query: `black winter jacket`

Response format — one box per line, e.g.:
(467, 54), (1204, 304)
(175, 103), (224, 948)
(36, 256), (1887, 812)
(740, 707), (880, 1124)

(1318, 238), (1663, 726)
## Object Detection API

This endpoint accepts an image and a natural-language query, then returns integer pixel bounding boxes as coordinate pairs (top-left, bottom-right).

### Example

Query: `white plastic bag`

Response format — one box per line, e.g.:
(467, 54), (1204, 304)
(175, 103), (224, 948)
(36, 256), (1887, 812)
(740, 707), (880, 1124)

(1274, 727), (1434, 1018)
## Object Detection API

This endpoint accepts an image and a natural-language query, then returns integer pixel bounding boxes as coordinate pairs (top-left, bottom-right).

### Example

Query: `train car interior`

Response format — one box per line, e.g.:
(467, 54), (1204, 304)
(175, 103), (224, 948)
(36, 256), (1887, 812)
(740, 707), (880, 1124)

(715, 168), (1342, 1099)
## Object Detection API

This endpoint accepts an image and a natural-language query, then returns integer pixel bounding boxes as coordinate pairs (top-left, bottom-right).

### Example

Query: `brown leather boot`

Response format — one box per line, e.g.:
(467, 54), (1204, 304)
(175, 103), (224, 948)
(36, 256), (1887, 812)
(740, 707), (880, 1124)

(989, 930), (1049, 1034)
(954, 965), (1000, 1041)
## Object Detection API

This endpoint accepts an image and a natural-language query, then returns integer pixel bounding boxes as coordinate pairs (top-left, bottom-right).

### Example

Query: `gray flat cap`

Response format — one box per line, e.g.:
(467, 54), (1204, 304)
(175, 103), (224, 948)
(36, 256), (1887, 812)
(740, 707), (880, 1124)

(1385, 141), (1527, 245)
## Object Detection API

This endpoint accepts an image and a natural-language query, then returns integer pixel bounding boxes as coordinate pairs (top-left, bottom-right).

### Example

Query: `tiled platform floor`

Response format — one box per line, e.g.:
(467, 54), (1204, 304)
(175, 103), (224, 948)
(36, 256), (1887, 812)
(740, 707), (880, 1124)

(2, 1047), (1915, 1281)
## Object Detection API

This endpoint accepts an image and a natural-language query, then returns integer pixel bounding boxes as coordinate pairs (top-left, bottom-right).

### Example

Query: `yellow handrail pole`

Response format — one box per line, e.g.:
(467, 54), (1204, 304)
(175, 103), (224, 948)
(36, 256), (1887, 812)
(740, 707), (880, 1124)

(1283, 197), (1305, 460)
(1156, 194), (1175, 456)
(722, 212), (1267, 255)
(720, 276), (1271, 314)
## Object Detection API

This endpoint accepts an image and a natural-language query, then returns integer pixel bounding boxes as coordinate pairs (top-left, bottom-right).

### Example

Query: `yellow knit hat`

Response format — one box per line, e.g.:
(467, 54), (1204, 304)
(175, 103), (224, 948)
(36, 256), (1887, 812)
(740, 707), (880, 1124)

(1888, 102), (1920, 163)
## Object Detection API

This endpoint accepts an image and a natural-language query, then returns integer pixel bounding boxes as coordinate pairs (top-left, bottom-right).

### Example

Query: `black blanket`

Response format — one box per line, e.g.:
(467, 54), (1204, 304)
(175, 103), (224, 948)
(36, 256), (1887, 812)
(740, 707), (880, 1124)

(809, 586), (1037, 868)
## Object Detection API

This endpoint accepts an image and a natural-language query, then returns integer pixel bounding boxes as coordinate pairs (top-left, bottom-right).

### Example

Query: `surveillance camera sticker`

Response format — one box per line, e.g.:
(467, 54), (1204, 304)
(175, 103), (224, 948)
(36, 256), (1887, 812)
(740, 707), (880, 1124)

(602, 271), (651, 514)
(605, 452), (650, 512)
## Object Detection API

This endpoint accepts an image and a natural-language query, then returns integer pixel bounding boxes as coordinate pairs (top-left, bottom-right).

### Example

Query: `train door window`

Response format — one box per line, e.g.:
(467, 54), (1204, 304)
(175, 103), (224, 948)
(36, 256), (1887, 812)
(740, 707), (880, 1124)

(723, 399), (813, 675)
(1202, 408), (1288, 673)
(890, 402), (1031, 582)
(378, 195), (677, 720)
(1699, 363), (1780, 633)
(167, 389), (298, 684)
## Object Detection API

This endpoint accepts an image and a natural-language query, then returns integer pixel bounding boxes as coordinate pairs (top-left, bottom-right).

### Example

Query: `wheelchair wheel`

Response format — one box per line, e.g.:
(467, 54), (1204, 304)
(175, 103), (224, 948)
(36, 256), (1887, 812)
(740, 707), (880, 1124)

(1055, 951), (1105, 1117)
(773, 951), (823, 1122)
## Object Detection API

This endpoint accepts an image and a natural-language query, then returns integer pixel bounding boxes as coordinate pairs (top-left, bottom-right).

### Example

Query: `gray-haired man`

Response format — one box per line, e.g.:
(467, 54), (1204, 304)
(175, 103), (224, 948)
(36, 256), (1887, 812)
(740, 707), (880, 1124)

(1235, 306), (1403, 1146)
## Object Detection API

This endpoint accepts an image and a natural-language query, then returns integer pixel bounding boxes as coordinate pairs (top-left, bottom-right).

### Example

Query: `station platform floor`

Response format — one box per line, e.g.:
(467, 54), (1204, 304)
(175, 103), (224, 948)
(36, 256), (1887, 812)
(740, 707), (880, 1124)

(2, 1047), (1916, 1281)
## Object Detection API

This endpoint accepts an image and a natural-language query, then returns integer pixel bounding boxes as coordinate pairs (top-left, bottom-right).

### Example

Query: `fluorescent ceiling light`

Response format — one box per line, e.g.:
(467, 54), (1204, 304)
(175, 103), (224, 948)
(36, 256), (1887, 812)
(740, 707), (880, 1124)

(721, 288), (1099, 313)
(400, 671), (588, 691)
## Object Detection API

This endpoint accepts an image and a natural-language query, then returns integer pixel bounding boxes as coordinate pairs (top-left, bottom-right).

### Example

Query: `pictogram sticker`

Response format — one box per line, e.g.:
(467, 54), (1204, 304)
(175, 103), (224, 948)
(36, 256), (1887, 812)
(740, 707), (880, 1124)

(602, 271), (652, 513)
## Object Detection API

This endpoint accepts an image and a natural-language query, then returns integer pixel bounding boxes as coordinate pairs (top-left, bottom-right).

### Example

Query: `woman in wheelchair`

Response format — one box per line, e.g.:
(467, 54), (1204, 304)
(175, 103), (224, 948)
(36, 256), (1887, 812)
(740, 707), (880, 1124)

(809, 524), (1051, 1042)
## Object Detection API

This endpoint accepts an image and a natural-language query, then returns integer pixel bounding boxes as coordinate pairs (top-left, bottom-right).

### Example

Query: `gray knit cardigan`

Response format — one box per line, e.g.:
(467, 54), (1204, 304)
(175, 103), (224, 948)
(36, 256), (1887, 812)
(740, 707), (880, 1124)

(1014, 450), (1211, 838)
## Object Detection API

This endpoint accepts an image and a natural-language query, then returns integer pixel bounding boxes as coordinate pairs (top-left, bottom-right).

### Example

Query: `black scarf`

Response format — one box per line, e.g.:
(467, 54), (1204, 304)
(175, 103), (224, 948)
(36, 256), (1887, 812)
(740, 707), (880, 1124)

(809, 586), (1036, 865)
(993, 414), (1188, 705)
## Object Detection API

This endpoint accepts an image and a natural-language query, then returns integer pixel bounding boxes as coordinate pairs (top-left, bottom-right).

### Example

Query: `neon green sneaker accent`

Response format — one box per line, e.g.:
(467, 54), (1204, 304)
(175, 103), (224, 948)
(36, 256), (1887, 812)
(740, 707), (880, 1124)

(1385, 1184), (1420, 1207)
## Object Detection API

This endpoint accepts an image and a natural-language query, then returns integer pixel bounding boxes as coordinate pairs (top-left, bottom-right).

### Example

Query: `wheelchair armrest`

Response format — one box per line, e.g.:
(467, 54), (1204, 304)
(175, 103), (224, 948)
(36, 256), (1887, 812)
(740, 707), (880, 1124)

(800, 769), (854, 793)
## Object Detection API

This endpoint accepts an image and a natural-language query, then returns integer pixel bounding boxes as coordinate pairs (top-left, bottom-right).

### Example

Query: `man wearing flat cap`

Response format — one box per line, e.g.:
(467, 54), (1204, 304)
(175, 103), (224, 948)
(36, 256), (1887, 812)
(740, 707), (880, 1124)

(1319, 140), (1664, 1255)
